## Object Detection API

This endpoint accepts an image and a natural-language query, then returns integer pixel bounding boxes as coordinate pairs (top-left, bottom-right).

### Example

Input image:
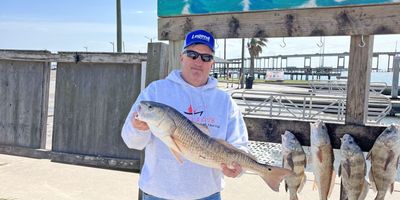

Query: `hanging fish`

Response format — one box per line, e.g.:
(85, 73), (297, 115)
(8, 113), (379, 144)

(310, 120), (336, 200)
(367, 124), (400, 200)
(282, 130), (307, 200)
(339, 134), (369, 200)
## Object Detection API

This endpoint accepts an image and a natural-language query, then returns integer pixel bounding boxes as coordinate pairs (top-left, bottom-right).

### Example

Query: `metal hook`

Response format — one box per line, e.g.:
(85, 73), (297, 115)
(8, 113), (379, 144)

(358, 35), (366, 48)
(280, 37), (286, 48)
(316, 36), (324, 47)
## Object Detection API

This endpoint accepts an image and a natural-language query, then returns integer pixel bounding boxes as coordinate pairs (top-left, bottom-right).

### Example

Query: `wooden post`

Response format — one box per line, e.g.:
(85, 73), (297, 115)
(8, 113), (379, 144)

(168, 40), (183, 73)
(342, 35), (374, 200)
(146, 42), (170, 84)
(345, 35), (374, 125)
(138, 42), (170, 200)
(391, 55), (400, 98)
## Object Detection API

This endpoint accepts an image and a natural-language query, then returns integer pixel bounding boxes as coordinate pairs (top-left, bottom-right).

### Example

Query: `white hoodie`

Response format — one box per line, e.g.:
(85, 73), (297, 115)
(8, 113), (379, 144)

(121, 69), (248, 200)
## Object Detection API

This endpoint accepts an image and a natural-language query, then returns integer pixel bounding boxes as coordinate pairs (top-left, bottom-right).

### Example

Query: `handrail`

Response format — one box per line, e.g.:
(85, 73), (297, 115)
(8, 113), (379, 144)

(231, 89), (391, 124)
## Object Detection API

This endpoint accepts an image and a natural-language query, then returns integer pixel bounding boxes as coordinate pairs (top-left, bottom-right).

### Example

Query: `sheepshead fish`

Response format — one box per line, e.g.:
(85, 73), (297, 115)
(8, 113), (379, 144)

(282, 131), (307, 200)
(339, 134), (369, 200)
(367, 124), (400, 200)
(310, 120), (335, 200)
(137, 101), (293, 191)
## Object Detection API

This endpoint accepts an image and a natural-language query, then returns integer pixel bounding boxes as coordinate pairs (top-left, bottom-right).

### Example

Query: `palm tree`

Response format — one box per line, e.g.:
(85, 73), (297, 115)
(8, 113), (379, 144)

(247, 38), (267, 79)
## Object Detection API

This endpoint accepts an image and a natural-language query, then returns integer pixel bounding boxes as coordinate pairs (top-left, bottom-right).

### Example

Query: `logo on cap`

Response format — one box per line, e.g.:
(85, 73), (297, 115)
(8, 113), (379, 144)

(191, 34), (210, 42)
(184, 29), (215, 52)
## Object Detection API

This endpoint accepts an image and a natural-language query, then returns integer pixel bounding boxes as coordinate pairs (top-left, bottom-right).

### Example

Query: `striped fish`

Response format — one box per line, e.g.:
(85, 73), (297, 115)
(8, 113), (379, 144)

(367, 124), (400, 200)
(137, 101), (293, 191)
(282, 131), (307, 200)
(339, 134), (369, 200)
(310, 120), (335, 200)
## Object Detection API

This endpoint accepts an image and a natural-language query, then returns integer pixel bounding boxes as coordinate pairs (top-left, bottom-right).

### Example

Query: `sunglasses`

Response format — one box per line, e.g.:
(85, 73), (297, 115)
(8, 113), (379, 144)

(183, 50), (214, 62)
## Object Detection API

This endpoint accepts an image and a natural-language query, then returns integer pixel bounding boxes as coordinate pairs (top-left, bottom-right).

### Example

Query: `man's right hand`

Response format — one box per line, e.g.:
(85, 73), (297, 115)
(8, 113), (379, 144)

(131, 112), (150, 131)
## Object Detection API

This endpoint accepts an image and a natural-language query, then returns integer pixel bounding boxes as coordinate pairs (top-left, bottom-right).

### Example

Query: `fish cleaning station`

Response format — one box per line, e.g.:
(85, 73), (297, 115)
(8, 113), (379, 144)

(156, 1), (400, 200)
(1, 1), (400, 200)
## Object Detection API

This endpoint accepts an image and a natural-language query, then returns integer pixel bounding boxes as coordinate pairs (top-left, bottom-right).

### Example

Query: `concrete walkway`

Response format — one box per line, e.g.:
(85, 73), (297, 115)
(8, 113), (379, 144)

(1, 154), (400, 200)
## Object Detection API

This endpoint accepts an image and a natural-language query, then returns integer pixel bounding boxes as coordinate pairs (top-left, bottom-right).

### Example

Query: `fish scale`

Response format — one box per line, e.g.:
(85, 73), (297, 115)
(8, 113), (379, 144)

(137, 101), (294, 192)
(310, 121), (335, 200)
(281, 130), (307, 200)
(367, 125), (400, 200)
(339, 134), (368, 200)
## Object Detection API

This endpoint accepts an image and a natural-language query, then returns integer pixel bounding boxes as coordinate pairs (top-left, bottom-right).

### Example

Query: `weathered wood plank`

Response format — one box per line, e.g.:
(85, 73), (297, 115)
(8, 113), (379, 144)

(0, 60), (50, 149)
(244, 117), (386, 152)
(146, 42), (170, 85)
(0, 50), (146, 64)
(158, 3), (400, 40)
(52, 62), (142, 161)
(168, 40), (183, 73)
(345, 35), (373, 125)
(57, 52), (146, 64)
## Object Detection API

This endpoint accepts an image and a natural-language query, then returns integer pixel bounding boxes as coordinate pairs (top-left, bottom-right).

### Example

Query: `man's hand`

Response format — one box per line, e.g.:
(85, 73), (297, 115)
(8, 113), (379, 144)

(221, 162), (242, 178)
(131, 112), (149, 131)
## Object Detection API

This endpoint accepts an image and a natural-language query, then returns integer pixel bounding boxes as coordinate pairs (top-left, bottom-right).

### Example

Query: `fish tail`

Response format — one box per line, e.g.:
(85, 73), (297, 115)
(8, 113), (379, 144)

(374, 192), (386, 200)
(289, 191), (299, 200)
(259, 165), (294, 192)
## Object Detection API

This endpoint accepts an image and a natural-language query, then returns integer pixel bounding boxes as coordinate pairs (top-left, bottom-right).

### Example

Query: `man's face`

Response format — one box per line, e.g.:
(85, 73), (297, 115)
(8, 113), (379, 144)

(180, 44), (215, 87)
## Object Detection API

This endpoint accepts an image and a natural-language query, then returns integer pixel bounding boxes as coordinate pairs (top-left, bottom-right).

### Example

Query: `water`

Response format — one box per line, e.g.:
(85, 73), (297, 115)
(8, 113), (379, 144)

(284, 71), (398, 86)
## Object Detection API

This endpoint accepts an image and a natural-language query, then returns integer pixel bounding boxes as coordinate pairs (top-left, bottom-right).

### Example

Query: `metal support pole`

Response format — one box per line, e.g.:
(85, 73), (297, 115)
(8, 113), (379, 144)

(116, 0), (122, 52)
(391, 56), (400, 98)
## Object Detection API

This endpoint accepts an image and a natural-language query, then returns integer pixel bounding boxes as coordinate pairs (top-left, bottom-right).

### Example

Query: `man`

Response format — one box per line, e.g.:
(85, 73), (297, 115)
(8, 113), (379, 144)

(121, 29), (248, 200)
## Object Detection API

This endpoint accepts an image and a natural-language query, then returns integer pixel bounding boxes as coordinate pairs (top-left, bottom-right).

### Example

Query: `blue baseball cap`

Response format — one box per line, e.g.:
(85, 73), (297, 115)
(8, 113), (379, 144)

(183, 30), (215, 52)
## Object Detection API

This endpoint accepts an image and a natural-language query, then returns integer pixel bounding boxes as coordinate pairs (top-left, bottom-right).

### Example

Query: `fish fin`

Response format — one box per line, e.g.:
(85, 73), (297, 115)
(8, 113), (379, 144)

(343, 160), (351, 177)
(161, 135), (184, 164)
(363, 160), (367, 176)
(169, 148), (184, 164)
(304, 153), (307, 168)
(259, 165), (293, 192)
(384, 150), (395, 171)
(369, 169), (377, 192)
(297, 173), (306, 193)
(193, 122), (210, 135)
(286, 153), (294, 170)
(216, 139), (257, 161)
(358, 179), (369, 200)
(327, 170), (336, 198)
(366, 150), (372, 160)
(317, 147), (323, 163)
(162, 135), (182, 151)
(397, 156), (400, 170)
(391, 182), (394, 194)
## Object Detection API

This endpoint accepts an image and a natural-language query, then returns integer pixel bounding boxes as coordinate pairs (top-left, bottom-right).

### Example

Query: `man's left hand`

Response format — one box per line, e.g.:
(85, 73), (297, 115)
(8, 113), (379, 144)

(221, 162), (242, 178)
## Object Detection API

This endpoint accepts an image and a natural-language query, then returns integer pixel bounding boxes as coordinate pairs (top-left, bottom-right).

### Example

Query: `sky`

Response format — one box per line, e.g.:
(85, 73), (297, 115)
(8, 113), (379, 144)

(0, 0), (399, 63)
